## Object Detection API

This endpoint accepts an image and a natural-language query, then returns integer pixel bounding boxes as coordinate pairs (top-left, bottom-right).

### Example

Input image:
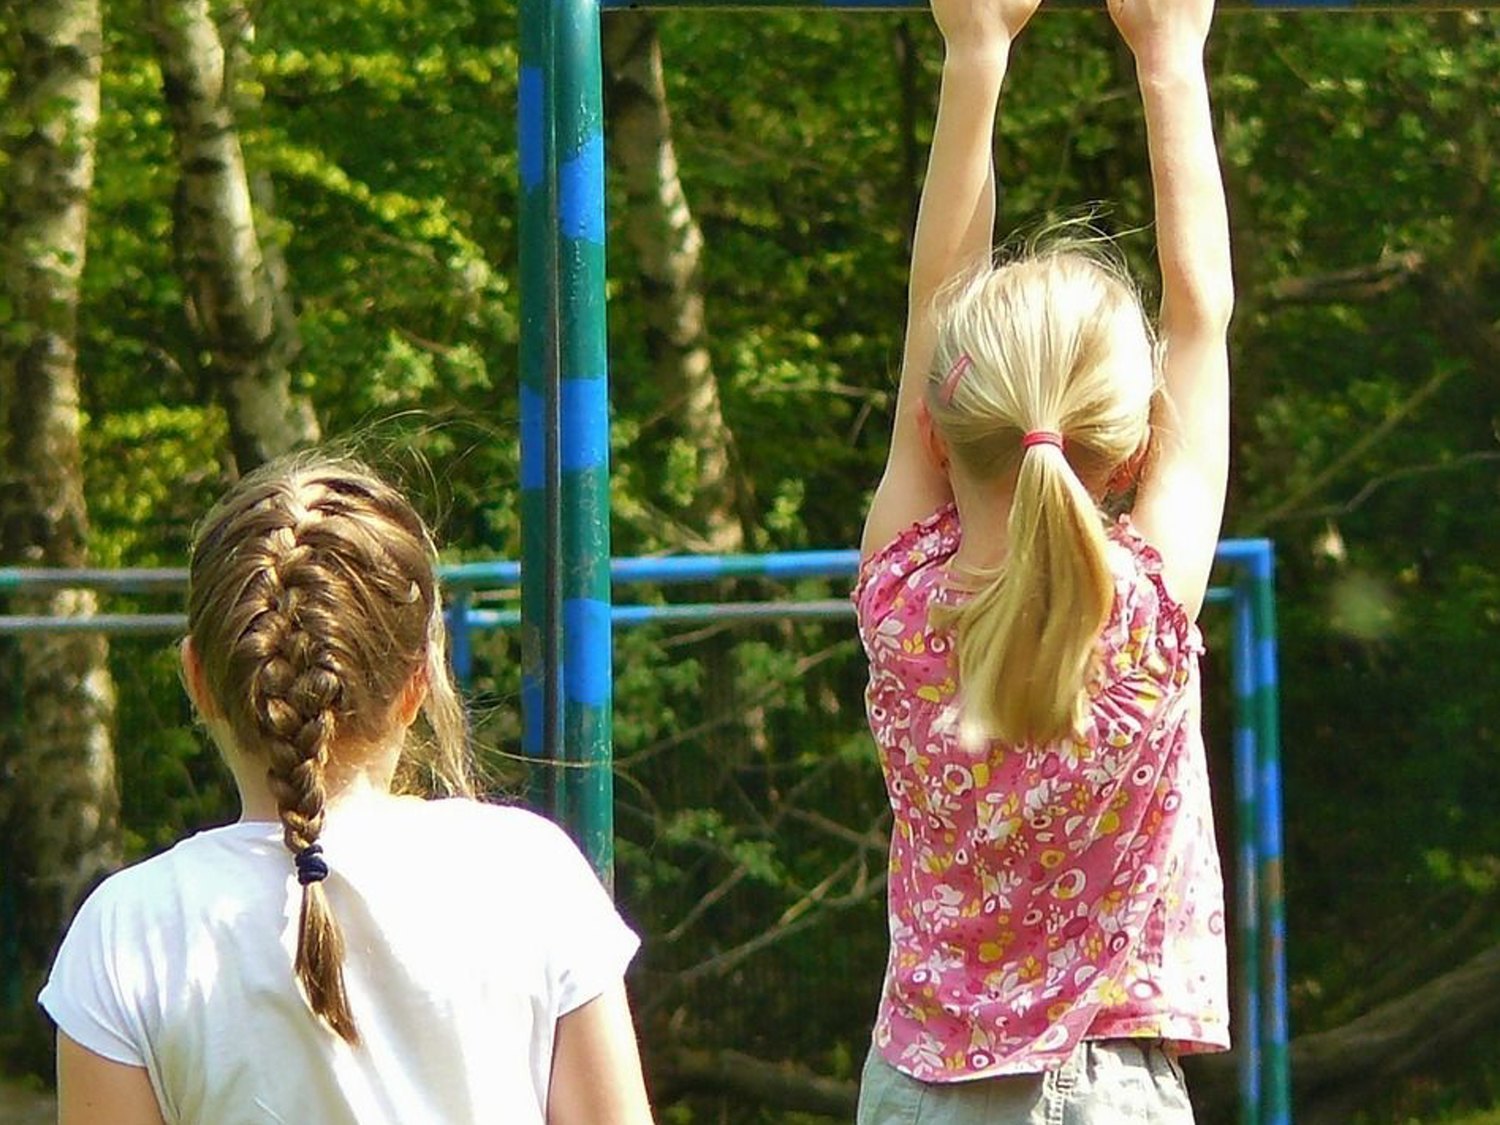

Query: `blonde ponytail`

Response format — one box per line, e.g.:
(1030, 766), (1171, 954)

(927, 243), (1158, 747)
(951, 444), (1114, 744)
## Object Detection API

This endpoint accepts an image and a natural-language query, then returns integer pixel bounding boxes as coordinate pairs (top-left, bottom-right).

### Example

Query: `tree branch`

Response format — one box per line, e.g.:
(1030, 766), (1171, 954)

(1262, 250), (1425, 307)
(653, 1048), (857, 1119)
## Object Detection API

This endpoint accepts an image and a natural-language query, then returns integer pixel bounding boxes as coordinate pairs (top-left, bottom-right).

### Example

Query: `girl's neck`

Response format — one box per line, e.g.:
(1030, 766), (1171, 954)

(949, 475), (1014, 573)
(231, 740), (403, 824)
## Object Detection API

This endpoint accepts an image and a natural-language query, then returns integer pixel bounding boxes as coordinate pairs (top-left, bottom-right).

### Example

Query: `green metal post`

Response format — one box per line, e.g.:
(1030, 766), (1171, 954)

(1233, 578), (1262, 1123)
(1254, 554), (1291, 1122)
(518, 0), (564, 807)
(553, 0), (616, 883)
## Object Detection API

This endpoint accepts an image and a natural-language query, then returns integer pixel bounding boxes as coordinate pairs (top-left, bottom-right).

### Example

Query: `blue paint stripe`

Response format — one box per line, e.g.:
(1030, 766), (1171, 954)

(559, 134), (605, 244)
(520, 384), (544, 489)
(1256, 638), (1280, 688)
(561, 378), (609, 472)
(518, 66), (545, 192)
(1258, 758), (1284, 854)
(563, 598), (612, 705)
(520, 672), (545, 756)
(445, 596), (473, 682)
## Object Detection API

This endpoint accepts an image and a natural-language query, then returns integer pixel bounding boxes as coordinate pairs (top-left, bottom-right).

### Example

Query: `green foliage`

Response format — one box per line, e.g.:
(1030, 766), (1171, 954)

(2, 0), (1497, 1118)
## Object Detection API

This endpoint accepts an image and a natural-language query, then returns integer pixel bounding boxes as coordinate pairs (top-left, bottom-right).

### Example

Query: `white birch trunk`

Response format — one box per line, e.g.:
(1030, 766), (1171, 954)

(148, 0), (318, 470)
(0, 0), (120, 1072)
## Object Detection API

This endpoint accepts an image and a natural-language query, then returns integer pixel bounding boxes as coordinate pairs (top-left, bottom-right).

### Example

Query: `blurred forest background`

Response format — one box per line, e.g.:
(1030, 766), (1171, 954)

(1, 0), (1498, 1121)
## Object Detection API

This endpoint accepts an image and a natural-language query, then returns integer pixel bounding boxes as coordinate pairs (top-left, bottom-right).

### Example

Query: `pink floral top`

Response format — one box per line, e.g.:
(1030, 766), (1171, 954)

(854, 505), (1229, 1082)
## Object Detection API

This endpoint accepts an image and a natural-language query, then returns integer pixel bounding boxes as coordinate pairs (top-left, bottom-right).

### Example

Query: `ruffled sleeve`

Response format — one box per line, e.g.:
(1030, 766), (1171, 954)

(1096, 516), (1205, 709)
(852, 505), (962, 649)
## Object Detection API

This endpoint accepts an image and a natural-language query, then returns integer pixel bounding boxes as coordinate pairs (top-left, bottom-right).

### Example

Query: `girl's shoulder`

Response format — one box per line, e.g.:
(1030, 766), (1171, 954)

(1102, 514), (1204, 660)
(50, 822), (279, 953)
(385, 797), (602, 881)
(853, 503), (960, 612)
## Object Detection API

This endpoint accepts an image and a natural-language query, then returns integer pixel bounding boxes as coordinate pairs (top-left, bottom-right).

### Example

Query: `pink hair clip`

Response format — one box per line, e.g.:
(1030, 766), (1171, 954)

(938, 353), (972, 405)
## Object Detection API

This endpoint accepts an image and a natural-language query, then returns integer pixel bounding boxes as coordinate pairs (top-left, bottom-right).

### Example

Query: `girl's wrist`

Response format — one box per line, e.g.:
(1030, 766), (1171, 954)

(942, 37), (1012, 73)
(1133, 45), (1209, 89)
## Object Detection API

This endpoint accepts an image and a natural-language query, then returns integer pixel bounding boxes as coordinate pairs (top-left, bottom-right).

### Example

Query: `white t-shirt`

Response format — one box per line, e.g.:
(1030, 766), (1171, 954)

(39, 795), (639, 1124)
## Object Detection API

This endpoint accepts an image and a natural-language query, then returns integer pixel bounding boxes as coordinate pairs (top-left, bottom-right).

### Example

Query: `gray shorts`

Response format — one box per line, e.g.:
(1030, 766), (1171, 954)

(856, 1039), (1195, 1125)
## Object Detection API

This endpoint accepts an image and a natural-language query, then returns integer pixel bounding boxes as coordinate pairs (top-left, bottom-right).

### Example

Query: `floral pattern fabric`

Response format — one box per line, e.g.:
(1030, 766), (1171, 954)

(854, 505), (1230, 1082)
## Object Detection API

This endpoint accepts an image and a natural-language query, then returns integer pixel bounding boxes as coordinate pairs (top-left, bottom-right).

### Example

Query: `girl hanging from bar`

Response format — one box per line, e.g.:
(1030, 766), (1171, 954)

(852, 0), (1234, 1116)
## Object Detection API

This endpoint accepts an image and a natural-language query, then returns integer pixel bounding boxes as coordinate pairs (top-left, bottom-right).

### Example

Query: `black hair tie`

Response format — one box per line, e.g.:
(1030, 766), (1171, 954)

(294, 843), (330, 886)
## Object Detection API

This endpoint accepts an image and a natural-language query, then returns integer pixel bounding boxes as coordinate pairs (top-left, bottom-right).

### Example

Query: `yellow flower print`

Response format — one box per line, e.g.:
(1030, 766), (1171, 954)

(921, 851), (952, 876)
(902, 633), (928, 656)
(1019, 956), (1042, 983)
(1092, 978), (1129, 1007)
(978, 933), (1013, 963)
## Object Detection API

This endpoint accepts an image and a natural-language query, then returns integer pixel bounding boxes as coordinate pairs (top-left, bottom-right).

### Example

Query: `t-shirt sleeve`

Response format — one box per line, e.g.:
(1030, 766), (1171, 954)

(525, 816), (641, 1018)
(37, 879), (149, 1067)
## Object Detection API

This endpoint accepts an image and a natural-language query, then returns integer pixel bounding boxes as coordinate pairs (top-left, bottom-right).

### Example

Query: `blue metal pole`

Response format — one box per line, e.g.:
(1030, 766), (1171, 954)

(1251, 545), (1291, 1124)
(445, 592), (474, 685)
(1232, 577), (1263, 1124)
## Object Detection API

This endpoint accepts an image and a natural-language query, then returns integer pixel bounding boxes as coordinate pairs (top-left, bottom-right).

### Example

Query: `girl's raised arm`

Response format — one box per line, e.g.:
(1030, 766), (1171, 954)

(861, 0), (1041, 559)
(1112, 0), (1234, 619)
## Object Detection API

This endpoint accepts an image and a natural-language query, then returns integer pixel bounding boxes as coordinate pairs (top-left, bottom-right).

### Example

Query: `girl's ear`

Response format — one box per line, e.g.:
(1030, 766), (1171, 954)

(179, 636), (220, 721)
(1107, 440), (1150, 497)
(393, 666), (429, 731)
(916, 398), (951, 474)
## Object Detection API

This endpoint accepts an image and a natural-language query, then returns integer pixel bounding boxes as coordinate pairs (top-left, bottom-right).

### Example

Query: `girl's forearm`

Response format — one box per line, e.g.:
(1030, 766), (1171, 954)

(1137, 55), (1233, 337)
(899, 45), (1009, 423)
(909, 48), (1008, 312)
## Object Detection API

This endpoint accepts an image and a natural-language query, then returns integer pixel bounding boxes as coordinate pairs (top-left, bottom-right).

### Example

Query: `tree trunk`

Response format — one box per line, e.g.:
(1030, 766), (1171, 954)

(0, 0), (120, 1075)
(147, 0), (318, 472)
(602, 10), (753, 553)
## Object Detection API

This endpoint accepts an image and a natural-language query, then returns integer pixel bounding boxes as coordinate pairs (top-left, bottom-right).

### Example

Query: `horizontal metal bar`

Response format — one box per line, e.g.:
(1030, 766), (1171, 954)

(0, 585), (1241, 636)
(0, 614), (187, 636)
(0, 539), (1271, 597)
(601, 0), (1490, 11)
(0, 568), (186, 595)
(466, 598), (857, 630)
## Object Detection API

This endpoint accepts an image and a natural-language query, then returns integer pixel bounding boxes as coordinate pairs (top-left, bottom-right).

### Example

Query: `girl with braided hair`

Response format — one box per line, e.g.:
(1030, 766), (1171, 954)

(41, 456), (653, 1124)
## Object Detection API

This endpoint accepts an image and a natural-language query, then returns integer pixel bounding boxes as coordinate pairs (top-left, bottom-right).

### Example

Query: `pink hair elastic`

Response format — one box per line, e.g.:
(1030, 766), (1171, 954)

(1020, 430), (1064, 452)
(938, 353), (972, 405)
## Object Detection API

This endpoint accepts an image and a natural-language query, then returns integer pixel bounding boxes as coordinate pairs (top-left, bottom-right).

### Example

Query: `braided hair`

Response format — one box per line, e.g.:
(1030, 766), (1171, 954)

(186, 456), (472, 1044)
